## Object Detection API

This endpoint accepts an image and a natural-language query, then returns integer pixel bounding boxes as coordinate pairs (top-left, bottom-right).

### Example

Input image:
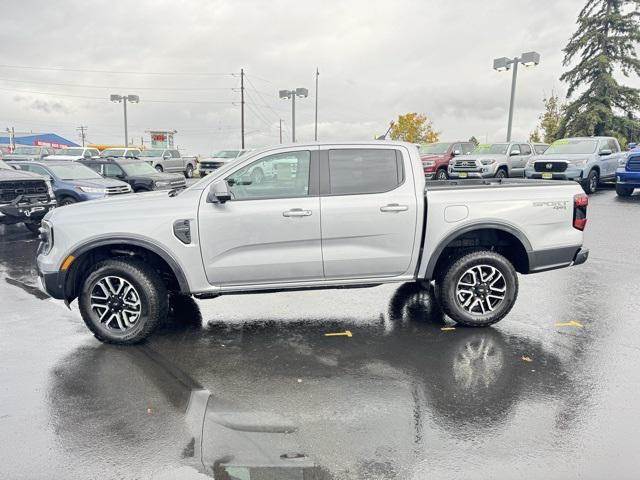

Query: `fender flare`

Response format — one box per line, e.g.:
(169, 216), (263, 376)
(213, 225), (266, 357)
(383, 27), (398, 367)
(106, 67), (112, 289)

(64, 235), (189, 294)
(423, 221), (533, 279)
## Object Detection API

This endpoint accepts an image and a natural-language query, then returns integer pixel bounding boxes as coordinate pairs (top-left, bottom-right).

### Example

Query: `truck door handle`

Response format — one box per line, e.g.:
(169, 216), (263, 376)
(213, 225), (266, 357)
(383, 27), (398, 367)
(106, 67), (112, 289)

(283, 208), (312, 217)
(380, 203), (408, 212)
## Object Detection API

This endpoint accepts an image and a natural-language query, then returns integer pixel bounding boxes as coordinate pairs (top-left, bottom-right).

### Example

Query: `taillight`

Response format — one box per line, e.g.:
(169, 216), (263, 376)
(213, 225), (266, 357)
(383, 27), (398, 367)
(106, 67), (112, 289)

(573, 193), (588, 230)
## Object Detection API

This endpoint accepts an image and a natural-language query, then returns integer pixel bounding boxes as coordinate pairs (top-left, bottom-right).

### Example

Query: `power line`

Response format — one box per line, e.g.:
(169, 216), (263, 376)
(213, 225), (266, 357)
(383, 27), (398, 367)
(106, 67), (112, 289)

(0, 64), (235, 76)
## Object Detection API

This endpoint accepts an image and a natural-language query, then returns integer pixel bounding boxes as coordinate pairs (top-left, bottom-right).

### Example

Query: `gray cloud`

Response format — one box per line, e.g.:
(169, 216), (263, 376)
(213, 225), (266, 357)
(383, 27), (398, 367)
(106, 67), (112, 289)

(3, 0), (632, 153)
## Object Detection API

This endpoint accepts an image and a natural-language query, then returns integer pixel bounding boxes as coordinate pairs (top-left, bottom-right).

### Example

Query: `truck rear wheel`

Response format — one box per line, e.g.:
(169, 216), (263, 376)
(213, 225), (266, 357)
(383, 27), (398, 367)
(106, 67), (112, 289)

(78, 259), (168, 345)
(436, 250), (518, 327)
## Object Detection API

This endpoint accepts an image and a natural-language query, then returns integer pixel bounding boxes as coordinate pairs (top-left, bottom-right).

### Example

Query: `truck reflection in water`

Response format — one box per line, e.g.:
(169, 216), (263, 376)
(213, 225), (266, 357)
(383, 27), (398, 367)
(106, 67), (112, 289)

(47, 285), (568, 479)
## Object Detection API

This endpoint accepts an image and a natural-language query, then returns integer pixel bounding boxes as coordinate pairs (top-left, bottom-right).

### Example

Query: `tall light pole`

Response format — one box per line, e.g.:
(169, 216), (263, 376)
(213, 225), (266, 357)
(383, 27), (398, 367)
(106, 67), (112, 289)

(493, 51), (540, 141)
(279, 88), (308, 142)
(110, 94), (139, 146)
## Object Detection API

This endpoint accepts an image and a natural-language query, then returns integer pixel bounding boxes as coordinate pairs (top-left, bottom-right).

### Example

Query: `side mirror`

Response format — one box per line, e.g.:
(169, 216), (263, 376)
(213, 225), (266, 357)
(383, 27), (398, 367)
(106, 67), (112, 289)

(599, 149), (612, 156)
(452, 149), (461, 156)
(207, 180), (232, 204)
(509, 150), (521, 156)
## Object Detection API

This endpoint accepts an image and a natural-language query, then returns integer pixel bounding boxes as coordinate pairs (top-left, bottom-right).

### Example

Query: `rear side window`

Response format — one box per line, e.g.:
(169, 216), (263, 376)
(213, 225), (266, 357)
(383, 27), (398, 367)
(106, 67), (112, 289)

(170, 150), (181, 158)
(520, 144), (532, 155)
(328, 149), (403, 195)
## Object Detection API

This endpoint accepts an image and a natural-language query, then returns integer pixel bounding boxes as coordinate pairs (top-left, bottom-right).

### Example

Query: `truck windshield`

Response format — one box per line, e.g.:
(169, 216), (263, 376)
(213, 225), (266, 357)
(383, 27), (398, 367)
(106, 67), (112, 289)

(13, 146), (40, 155)
(56, 148), (85, 156)
(101, 149), (125, 157)
(120, 161), (157, 175)
(419, 143), (451, 155)
(138, 149), (165, 157)
(213, 150), (240, 158)
(48, 163), (103, 180)
(545, 139), (597, 154)
(471, 144), (509, 155)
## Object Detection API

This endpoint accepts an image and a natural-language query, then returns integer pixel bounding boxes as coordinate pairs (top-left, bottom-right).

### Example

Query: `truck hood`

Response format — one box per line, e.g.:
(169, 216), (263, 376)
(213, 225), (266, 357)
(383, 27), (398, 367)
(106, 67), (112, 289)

(0, 168), (46, 181)
(420, 154), (448, 161)
(128, 172), (185, 182)
(46, 190), (169, 220)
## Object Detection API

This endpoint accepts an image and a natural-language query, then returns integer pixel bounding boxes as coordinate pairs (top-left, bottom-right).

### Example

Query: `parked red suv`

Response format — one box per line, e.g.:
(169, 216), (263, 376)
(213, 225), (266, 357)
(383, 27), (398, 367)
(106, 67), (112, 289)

(419, 141), (475, 180)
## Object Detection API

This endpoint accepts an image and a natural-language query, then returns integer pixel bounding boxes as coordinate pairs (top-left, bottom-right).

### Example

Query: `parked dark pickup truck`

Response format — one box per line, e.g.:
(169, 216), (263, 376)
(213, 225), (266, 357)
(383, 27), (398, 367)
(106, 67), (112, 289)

(0, 160), (56, 233)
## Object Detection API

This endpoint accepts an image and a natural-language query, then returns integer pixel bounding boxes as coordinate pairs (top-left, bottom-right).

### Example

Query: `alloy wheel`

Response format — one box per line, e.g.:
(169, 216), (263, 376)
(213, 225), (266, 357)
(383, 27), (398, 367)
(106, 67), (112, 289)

(455, 264), (506, 315)
(90, 276), (142, 331)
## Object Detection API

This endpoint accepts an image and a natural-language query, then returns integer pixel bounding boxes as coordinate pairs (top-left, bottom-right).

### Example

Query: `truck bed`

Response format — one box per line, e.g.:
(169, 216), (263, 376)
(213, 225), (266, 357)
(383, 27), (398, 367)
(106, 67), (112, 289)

(425, 178), (576, 191)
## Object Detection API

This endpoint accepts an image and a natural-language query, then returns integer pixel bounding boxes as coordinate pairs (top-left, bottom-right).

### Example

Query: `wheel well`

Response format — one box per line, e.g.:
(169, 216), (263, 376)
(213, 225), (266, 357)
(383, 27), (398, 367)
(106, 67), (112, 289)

(497, 165), (508, 172)
(64, 243), (183, 301)
(430, 228), (529, 279)
(589, 166), (600, 175)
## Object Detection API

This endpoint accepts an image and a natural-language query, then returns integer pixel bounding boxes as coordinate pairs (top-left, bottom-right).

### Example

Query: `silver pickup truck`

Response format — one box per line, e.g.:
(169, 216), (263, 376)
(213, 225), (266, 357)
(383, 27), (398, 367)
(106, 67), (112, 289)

(138, 148), (198, 178)
(449, 141), (548, 179)
(36, 141), (589, 344)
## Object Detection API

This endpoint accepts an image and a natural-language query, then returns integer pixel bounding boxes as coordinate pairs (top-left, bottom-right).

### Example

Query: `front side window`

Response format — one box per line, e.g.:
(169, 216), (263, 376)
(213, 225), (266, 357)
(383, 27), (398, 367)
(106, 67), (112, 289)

(462, 143), (474, 154)
(328, 149), (403, 195)
(170, 150), (181, 158)
(226, 151), (311, 200)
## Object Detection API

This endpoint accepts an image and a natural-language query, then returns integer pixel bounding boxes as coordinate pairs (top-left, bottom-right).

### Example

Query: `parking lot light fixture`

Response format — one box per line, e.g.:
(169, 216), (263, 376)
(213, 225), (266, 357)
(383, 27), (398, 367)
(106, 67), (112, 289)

(280, 87), (308, 142)
(110, 94), (140, 147)
(493, 51), (541, 141)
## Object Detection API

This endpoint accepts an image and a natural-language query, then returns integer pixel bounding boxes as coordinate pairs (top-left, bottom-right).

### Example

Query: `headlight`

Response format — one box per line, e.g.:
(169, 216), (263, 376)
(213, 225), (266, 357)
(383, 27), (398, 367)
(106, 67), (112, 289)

(481, 159), (496, 165)
(45, 180), (54, 197)
(568, 158), (588, 166)
(618, 157), (628, 167)
(77, 186), (105, 194)
(39, 220), (53, 255)
(422, 160), (436, 167)
(154, 181), (170, 188)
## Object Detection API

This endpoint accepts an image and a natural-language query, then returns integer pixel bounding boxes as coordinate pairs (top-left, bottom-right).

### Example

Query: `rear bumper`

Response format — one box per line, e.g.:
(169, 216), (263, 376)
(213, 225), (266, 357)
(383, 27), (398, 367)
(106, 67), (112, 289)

(527, 246), (588, 273)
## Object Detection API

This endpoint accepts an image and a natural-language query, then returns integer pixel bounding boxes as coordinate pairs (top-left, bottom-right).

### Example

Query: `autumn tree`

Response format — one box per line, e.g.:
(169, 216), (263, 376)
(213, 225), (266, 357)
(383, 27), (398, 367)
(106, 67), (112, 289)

(532, 91), (565, 143)
(468, 136), (479, 146)
(389, 113), (439, 144)
(559, 0), (640, 143)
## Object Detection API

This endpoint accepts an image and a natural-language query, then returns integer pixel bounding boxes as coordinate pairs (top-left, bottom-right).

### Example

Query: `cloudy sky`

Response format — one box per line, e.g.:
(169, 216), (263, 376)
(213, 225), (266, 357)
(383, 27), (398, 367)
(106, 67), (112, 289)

(0, 0), (620, 154)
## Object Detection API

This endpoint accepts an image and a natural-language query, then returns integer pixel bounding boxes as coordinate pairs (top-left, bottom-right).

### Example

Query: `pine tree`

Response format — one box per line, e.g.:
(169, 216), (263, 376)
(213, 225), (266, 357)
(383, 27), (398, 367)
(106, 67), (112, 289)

(559, 0), (640, 143)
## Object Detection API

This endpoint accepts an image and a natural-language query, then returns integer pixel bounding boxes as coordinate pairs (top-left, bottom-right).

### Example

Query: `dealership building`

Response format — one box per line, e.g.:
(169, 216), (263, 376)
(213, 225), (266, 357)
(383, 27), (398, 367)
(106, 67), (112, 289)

(0, 132), (79, 149)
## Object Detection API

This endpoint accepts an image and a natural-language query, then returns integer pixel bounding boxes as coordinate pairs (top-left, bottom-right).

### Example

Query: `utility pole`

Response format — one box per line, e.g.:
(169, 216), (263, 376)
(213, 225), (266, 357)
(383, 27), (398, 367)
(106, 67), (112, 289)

(240, 68), (245, 149)
(110, 94), (139, 148)
(123, 97), (128, 147)
(77, 126), (87, 147)
(6, 127), (15, 151)
(279, 119), (283, 144)
(314, 68), (319, 141)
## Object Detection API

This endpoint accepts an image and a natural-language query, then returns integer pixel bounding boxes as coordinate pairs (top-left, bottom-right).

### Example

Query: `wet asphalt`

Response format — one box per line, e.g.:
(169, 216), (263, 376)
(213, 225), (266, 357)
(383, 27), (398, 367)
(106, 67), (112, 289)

(1, 186), (640, 479)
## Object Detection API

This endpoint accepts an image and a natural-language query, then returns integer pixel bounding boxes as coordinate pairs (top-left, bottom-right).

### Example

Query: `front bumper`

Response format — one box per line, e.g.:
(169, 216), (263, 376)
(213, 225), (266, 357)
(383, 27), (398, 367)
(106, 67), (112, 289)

(448, 169), (494, 179)
(525, 166), (584, 181)
(0, 197), (56, 225)
(37, 267), (66, 299)
(616, 168), (640, 187)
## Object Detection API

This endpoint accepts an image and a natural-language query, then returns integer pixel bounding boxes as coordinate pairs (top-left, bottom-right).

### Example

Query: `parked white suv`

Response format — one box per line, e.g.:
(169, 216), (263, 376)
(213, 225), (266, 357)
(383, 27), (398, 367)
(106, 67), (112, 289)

(37, 141), (589, 344)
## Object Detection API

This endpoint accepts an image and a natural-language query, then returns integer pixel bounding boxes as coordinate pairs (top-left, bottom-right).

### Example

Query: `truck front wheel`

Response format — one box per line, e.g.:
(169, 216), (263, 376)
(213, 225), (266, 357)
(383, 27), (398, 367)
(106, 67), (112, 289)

(184, 164), (194, 178)
(582, 169), (598, 194)
(78, 259), (168, 344)
(436, 250), (518, 327)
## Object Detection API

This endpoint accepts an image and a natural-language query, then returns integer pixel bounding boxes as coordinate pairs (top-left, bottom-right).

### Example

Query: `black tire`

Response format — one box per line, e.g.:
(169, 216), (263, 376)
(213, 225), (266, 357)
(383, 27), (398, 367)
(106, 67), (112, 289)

(436, 250), (518, 327)
(435, 168), (448, 180)
(58, 196), (77, 207)
(616, 184), (634, 197)
(78, 259), (168, 345)
(24, 222), (41, 234)
(495, 168), (508, 179)
(155, 165), (163, 173)
(184, 164), (194, 178)
(582, 169), (598, 194)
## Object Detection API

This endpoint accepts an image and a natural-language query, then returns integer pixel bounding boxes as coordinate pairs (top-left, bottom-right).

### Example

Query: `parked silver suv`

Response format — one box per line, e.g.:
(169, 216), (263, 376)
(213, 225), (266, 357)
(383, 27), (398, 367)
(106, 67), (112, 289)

(449, 142), (548, 179)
